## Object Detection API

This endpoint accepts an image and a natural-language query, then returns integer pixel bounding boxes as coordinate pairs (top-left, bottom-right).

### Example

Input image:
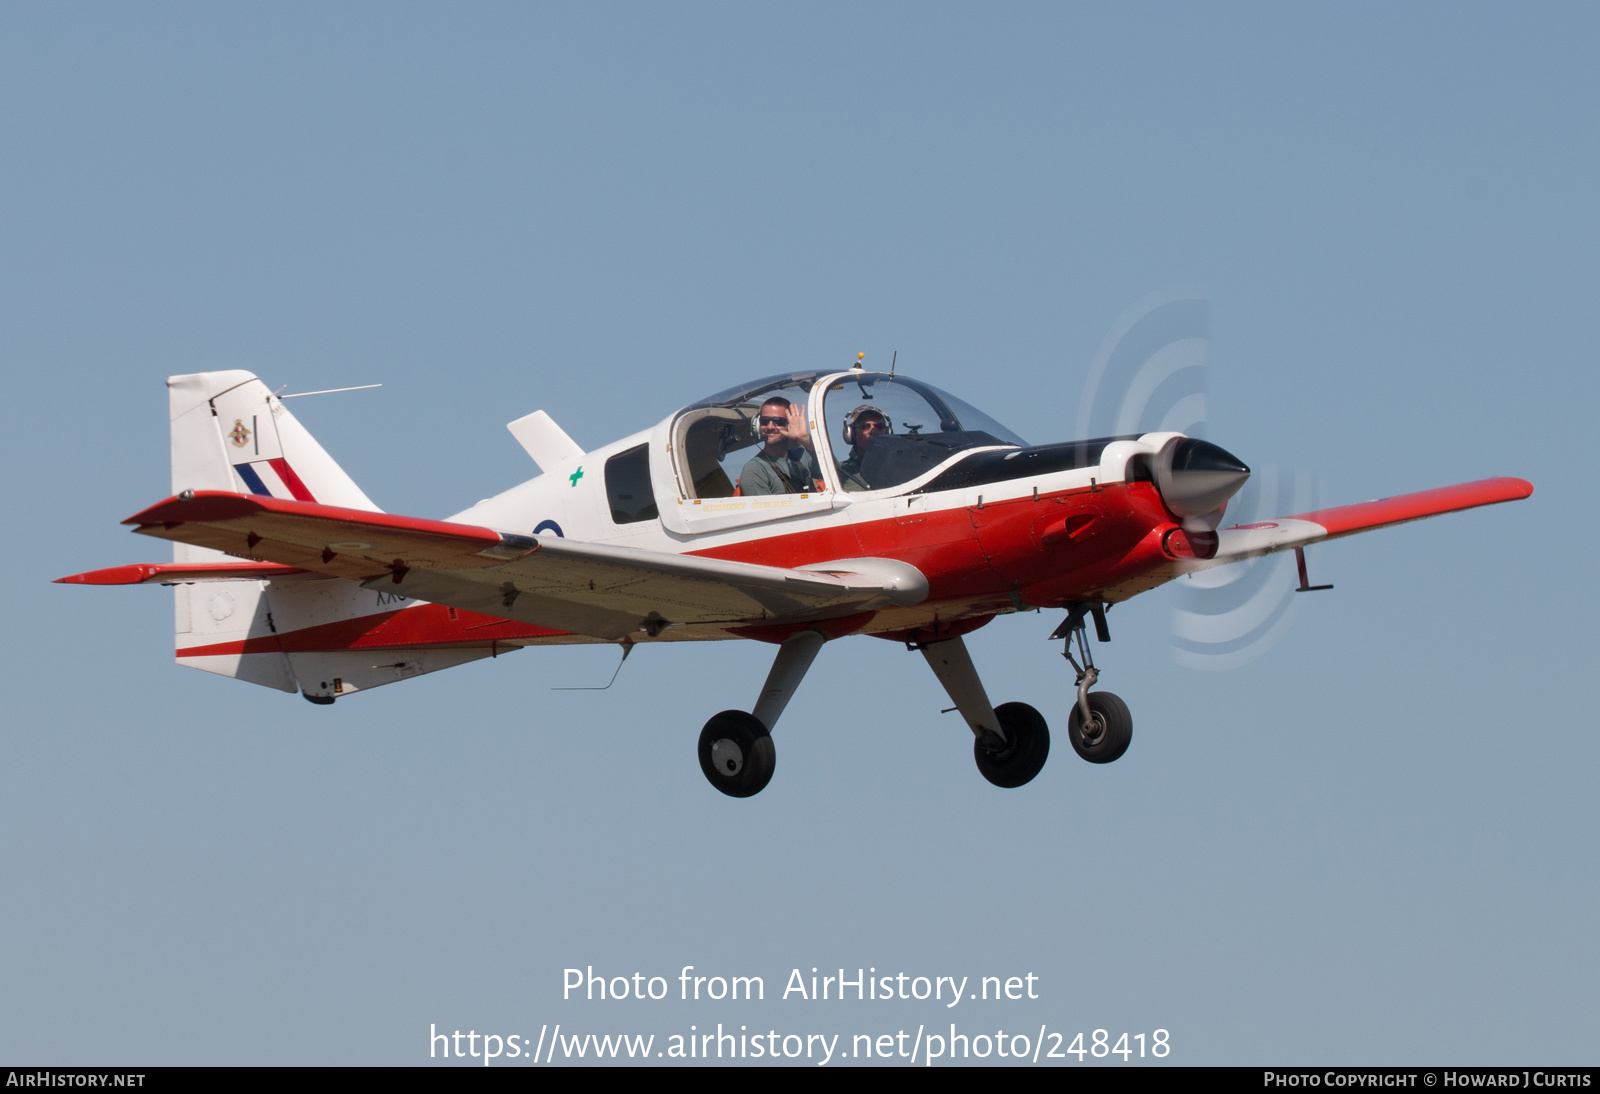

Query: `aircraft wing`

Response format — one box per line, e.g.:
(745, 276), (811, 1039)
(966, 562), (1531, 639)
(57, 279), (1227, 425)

(1104, 476), (1533, 599)
(1208, 475), (1534, 565)
(118, 491), (927, 640)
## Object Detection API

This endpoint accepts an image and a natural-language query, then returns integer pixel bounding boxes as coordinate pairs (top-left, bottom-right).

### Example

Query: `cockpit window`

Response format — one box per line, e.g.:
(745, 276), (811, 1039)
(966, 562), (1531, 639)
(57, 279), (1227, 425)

(685, 371), (829, 411)
(605, 444), (659, 523)
(668, 370), (1026, 501)
(673, 373), (826, 499)
(823, 373), (1026, 493)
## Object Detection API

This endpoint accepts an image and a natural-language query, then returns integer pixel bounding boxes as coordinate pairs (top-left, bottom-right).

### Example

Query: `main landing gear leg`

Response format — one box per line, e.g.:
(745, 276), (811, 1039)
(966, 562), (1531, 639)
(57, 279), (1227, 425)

(752, 629), (826, 733)
(920, 635), (1050, 789)
(1052, 603), (1132, 764)
(698, 629), (825, 799)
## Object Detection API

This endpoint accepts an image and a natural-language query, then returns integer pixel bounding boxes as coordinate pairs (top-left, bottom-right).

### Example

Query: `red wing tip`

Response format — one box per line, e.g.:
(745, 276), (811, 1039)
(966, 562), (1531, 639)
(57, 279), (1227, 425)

(1413, 475), (1533, 499)
(1464, 476), (1534, 501)
(122, 490), (268, 526)
(55, 562), (309, 585)
(54, 566), (154, 585)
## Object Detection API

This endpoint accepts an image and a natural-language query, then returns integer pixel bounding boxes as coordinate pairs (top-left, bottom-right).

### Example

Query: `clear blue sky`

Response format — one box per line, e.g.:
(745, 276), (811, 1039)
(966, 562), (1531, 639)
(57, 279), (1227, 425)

(3, 2), (1594, 1065)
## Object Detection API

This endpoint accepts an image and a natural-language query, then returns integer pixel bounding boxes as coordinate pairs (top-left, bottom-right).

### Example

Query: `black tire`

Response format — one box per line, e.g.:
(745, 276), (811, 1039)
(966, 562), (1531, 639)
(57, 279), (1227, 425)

(697, 710), (777, 798)
(1067, 691), (1132, 763)
(973, 701), (1051, 788)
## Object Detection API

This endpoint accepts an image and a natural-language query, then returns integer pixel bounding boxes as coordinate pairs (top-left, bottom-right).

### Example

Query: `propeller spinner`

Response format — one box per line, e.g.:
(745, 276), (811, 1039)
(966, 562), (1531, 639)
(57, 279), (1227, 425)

(1152, 437), (1252, 518)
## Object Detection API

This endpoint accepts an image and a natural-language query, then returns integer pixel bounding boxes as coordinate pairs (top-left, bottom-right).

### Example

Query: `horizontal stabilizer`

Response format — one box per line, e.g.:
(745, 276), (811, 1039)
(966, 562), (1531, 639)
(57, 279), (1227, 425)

(56, 561), (308, 585)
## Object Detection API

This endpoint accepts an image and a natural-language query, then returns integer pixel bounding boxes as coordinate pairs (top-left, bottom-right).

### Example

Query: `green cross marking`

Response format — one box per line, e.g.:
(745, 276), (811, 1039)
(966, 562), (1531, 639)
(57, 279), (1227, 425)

(569, 466), (584, 487)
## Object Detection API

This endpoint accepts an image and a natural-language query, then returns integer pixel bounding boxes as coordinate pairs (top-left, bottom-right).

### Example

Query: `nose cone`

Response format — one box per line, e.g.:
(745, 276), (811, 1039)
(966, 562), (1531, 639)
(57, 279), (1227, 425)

(1154, 437), (1251, 517)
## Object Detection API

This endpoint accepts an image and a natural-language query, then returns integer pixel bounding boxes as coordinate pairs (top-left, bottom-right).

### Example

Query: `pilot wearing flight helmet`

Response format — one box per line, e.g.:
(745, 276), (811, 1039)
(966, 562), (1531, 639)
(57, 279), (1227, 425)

(837, 404), (890, 492)
(739, 397), (823, 496)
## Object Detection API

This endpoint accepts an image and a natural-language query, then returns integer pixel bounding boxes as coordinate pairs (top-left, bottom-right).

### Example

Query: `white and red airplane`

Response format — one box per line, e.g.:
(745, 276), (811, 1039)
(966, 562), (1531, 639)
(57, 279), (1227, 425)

(59, 365), (1532, 797)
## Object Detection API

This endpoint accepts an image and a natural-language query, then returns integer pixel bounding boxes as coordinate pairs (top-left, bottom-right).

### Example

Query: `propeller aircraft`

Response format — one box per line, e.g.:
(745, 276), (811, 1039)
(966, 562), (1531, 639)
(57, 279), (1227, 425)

(58, 362), (1532, 797)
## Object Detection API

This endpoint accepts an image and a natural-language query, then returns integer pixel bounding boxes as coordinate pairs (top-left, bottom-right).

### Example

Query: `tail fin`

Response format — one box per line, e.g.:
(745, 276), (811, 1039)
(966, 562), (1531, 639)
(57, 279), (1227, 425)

(165, 371), (378, 695)
(167, 371), (380, 512)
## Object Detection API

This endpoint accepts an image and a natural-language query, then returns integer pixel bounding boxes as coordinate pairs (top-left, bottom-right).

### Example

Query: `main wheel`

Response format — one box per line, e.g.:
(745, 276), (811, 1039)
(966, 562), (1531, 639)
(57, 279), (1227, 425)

(1067, 690), (1132, 763)
(973, 701), (1050, 788)
(697, 710), (777, 798)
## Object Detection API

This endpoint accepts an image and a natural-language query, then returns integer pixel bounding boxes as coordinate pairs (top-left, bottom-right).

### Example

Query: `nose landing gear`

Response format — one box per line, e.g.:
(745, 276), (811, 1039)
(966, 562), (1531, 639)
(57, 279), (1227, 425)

(1067, 690), (1132, 763)
(1053, 602), (1133, 764)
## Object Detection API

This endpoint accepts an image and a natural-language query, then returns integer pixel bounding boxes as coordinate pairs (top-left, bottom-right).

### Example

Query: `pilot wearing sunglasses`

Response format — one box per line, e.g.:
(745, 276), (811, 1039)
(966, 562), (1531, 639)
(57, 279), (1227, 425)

(739, 397), (823, 496)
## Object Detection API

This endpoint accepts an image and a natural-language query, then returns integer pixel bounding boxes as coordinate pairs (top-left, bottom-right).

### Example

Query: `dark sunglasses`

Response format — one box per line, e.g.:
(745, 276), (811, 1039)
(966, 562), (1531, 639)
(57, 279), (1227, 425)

(758, 415), (789, 426)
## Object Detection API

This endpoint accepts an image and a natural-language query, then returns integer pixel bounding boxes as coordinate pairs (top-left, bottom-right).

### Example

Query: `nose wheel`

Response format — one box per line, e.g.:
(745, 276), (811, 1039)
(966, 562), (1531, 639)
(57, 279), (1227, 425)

(1067, 690), (1132, 763)
(698, 710), (776, 798)
(1053, 602), (1134, 764)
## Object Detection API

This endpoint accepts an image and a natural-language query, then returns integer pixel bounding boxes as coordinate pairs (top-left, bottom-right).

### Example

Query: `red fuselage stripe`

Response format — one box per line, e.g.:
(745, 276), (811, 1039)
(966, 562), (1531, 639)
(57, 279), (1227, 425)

(687, 480), (1176, 608)
(176, 602), (569, 658)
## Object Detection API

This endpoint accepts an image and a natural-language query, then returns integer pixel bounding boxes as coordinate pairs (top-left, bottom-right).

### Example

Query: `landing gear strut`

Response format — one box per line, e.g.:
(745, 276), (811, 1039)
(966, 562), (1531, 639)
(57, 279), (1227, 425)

(1053, 602), (1132, 763)
(919, 635), (1050, 788)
